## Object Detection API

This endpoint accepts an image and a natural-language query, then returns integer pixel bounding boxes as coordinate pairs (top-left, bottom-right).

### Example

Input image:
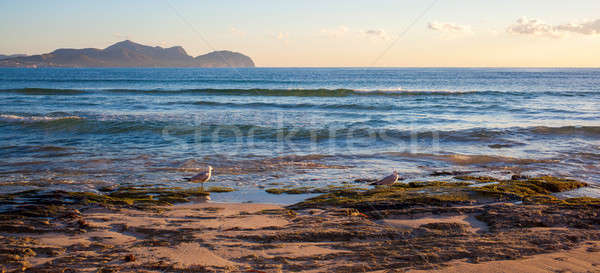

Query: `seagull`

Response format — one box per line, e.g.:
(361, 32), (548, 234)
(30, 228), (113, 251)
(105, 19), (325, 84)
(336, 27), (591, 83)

(371, 171), (400, 187)
(184, 166), (213, 190)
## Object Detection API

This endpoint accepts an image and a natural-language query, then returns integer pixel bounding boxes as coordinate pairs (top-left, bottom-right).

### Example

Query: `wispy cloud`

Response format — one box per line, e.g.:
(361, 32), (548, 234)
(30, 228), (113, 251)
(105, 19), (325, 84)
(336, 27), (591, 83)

(507, 17), (562, 38)
(276, 32), (289, 40)
(320, 26), (349, 38)
(230, 27), (246, 37)
(267, 32), (290, 44)
(507, 17), (600, 38)
(361, 29), (389, 40)
(319, 26), (390, 41)
(427, 21), (472, 34)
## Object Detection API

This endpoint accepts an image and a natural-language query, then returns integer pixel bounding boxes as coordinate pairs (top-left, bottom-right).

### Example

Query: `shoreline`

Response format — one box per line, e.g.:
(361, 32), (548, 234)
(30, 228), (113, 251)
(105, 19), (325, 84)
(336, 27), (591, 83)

(1, 175), (600, 272)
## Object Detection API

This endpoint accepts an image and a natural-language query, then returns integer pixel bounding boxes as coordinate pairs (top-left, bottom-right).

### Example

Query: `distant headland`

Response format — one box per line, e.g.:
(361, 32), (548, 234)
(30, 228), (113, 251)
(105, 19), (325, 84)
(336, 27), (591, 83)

(0, 40), (255, 68)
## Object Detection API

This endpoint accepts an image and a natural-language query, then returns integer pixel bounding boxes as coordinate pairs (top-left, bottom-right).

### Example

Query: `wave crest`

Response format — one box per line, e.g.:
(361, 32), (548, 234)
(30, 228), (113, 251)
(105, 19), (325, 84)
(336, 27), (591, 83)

(1, 88), (484, 97)
(0, 114), (84, 123)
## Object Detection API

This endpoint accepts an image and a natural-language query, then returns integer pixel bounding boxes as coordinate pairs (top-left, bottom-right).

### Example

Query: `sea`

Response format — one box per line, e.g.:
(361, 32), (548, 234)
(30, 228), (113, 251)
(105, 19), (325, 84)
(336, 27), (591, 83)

(1, 67), (599, 203)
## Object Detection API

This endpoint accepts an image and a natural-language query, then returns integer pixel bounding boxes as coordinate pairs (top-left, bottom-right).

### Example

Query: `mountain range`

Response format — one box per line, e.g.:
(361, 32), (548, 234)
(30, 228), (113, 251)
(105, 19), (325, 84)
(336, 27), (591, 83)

(0, 54), (27, 60)
(0, 40), (255, 68)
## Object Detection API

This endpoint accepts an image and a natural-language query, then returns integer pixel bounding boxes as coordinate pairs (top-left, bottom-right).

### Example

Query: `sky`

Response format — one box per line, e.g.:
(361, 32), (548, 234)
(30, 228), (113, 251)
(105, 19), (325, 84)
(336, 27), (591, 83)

(1, 0), (599, 67)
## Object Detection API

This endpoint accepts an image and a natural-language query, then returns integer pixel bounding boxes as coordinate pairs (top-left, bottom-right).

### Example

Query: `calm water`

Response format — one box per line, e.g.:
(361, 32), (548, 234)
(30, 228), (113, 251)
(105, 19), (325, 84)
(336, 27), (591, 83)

(1, 68), (600, 203)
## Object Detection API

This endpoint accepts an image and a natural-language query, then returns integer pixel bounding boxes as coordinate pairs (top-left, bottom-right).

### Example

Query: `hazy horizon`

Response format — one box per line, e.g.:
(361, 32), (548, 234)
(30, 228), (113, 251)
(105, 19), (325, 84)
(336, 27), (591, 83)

(1, 0), (600, 67)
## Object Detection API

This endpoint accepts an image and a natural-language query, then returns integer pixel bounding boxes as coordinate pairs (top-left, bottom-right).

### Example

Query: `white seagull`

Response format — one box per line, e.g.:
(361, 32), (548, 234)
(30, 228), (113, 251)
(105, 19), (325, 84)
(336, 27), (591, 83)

(184, 166), (213, 189)
(371, 171), (400, 187)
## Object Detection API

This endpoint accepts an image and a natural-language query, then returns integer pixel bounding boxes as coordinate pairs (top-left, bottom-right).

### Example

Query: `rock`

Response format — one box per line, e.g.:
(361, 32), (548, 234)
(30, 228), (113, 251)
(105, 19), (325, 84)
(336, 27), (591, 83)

(353, 178), (377, 183)
(511, 174), (530, 180)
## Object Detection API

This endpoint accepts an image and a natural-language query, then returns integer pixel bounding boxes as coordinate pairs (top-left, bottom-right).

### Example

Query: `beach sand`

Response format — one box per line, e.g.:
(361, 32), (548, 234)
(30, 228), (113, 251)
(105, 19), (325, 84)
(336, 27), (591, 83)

(0, 201), (598, 272)
(408, 241), (600, 273)
(1, 176), (600, 272)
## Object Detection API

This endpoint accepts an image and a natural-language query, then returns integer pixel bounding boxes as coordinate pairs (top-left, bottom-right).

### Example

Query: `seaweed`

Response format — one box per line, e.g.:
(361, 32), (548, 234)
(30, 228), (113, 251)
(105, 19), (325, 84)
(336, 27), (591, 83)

(206, 186), (236, 193)
(400, 181), (473, 188)
(0, 186), (212, 216)
(265, 185), (367, 195)
(289, 176), (591, 210)
(473, 176), (587, 199)
(265, 187), (314, 194)
(562, 197), (600, 206)
(289, 182), (473, 210)
(455, 175), (499, 183)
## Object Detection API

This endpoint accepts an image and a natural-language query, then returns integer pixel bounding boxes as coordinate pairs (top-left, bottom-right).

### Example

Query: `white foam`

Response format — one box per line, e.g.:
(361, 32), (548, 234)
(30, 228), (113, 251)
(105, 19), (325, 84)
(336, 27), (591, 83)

(0, 114), (83, 122)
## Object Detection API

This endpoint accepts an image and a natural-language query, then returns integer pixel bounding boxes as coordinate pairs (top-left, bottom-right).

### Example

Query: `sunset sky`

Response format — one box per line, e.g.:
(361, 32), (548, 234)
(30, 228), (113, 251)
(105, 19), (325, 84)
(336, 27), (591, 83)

(1, 0), (599, 67)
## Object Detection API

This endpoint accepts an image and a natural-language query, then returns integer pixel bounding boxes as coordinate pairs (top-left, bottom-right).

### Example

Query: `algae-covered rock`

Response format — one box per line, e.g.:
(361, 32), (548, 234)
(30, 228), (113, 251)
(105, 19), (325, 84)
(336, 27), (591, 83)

(104, 186), (210, 206)
(562, 197), (600, 206)
(289, 181), (473, 210)
(455, 175), (499, 183)
(206, 186), (236, 193)
(265, 185), (366, 195)
(289, 176), (591, 210)
(265, 187), (314, 194)
(473, 176), (588, 200)
(0, 186), (213, 216)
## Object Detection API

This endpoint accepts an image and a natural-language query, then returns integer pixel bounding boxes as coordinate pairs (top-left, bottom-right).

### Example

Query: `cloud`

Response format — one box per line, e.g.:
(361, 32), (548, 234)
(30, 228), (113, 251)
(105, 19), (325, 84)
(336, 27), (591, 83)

(320, 26), (349, 38)
(507, 17), (600, 38)
(427, 21), (472, 34)
(267, 32), (290, 44)
(361, 29), (389, 40)
(276, 32), (289, 40)
(266, 32), (289, 40)
(318, 26), (391, 41)
(230, 27), (246, 37)
(555, 19), (600, 35)
(507, 17), (562, 38)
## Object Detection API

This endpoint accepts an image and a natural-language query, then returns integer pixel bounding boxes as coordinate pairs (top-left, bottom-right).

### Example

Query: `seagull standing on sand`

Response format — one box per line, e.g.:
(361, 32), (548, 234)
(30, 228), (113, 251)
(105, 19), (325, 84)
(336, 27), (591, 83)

(184, 166), (213, 190)
(371, 171), (400, 187)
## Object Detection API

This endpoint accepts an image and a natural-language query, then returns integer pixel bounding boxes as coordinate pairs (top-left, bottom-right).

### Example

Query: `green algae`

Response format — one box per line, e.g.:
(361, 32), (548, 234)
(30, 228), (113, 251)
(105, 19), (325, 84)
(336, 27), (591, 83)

(473, 176), (588, 199)
(265, 185), (367, 195)
(0, 176), (595, 220)
(398, 181), (473, 188)
(206, 186), (236, 193)
(103, 186), (210, 206)
(290, 176), (592, 209)
(563, 197), (600, 205)
(455, 175), (499, 183)
(0, 186), (213, 217)
(522, 196), (600, 206)
(290, 182), (473, 210)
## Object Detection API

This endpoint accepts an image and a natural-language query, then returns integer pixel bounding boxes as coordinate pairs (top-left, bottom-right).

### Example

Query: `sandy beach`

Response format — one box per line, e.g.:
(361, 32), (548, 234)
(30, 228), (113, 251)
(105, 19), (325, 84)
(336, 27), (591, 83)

(1, 175), (599, 272)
